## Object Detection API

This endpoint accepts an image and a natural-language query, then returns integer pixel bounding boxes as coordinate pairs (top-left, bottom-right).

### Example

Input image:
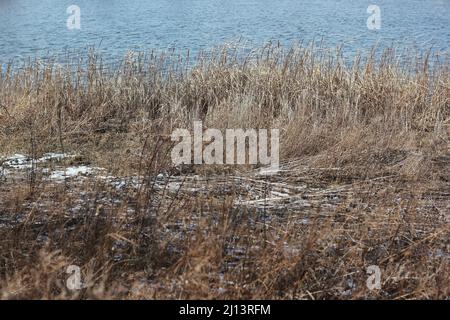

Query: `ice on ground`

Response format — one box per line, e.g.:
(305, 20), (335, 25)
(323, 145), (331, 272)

(2, 154), (29, 169)
(37, 153), (74, 163)
(49, 166), (100, 180)
(257, 166), (280, 176)
(1, 153), (75, 170)
(1, 152), (97, 181)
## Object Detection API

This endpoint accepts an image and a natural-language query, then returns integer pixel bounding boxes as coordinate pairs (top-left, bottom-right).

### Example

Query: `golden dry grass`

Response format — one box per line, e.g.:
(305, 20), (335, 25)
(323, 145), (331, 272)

(0, 43), (449, 299)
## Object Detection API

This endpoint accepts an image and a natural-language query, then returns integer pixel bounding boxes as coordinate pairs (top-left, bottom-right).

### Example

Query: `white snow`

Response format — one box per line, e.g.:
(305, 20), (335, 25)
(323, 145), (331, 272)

(49, 166), (97, 180)
(1, 153), (74, 170)
(1, 152), (100, 181)
(2, 154), (30, 169)
(257, 166), (280, 176)
(37, 153), (74, 163)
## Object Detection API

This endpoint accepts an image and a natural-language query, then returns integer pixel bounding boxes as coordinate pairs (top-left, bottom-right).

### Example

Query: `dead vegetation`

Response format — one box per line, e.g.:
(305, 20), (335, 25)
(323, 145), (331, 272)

(0, 43), (449, 299)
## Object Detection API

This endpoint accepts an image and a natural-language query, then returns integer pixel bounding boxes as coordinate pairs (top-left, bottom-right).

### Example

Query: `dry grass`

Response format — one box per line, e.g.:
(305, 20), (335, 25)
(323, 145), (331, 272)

(0, 43), (449, 299)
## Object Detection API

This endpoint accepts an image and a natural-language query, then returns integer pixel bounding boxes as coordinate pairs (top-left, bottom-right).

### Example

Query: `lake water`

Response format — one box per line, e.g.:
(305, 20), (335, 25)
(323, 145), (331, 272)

(0, 0), (449, 64)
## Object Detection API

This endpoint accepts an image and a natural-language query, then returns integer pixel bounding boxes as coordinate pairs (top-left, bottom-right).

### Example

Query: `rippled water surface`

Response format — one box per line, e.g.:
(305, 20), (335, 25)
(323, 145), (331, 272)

(0, 0), (449, 62)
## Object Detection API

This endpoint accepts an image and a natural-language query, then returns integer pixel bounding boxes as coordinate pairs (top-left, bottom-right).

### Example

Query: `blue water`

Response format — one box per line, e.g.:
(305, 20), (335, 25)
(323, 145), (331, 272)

(0, 0), (449, 63)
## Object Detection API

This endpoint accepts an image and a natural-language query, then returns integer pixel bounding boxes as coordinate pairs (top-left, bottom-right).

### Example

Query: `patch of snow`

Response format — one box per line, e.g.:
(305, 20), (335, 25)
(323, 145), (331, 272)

(1, 152), (75, 171)
(37, 153), (74, 163)
(167, 181), (182, 192)
(2, 154), (30, 169)
(1, 152), (95, 181)
(49, 166), (99, 180)
(257, 166), (280, 176)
